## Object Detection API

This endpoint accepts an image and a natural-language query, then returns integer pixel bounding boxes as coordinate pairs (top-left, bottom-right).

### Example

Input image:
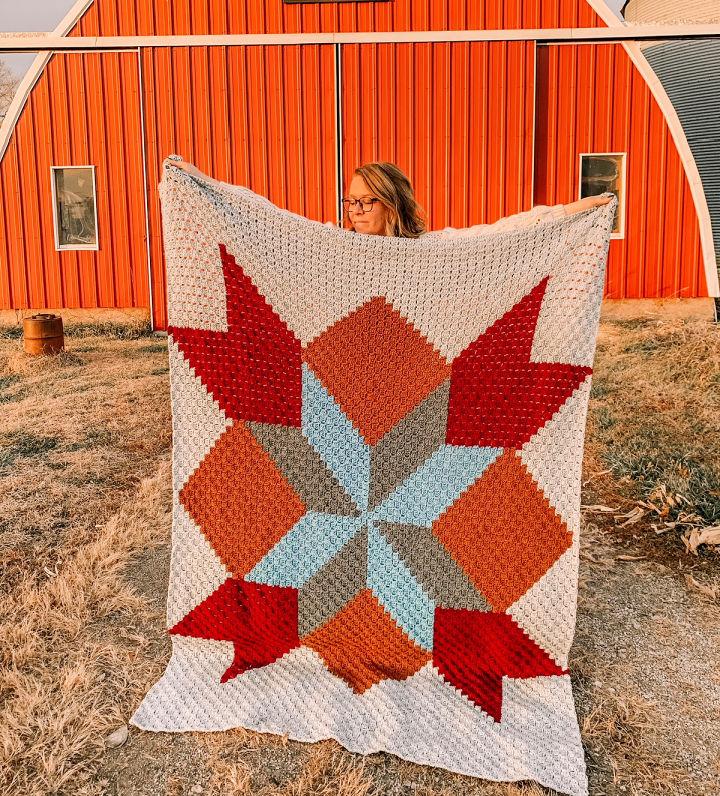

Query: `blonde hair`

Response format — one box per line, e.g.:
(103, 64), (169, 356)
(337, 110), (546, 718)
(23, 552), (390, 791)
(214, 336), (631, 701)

(350, 162), (427, 238)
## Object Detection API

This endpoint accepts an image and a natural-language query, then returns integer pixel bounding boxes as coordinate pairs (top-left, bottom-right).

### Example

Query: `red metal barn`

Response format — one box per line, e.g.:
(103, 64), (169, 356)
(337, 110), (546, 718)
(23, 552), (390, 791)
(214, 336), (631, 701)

(0, 0), (717, 331)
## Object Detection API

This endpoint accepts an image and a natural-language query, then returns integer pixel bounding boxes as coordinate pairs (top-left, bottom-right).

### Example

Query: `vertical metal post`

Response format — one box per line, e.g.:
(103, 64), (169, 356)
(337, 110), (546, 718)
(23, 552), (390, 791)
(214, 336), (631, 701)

(530, 42), (539, 209)
(334, 42), (344, 227)
(136, 47), (156, 331)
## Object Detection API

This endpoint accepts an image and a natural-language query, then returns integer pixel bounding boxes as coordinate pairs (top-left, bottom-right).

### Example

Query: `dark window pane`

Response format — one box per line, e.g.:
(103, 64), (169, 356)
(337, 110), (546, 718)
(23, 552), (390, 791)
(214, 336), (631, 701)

(53, 167), (97, 247)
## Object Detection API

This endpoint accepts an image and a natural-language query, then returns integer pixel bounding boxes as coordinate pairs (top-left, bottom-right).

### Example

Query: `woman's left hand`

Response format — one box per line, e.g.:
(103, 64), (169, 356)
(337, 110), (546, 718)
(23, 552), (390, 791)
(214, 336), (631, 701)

(166, 158), (206, 180)
(563, 193), (614, 215)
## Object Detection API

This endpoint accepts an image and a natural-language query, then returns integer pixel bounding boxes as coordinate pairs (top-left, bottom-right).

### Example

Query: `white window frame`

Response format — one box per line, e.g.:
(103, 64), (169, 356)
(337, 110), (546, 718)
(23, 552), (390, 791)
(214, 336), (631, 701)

(577, 151), (626, 239)
(50, 164), (100, 251)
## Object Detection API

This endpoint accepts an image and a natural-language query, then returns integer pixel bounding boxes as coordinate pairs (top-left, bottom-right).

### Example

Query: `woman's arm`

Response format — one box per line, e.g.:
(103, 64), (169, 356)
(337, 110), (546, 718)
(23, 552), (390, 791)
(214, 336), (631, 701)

(564, 193), (614, 215)
(431, 203), (565, 239)
(430, 193), (613, 238)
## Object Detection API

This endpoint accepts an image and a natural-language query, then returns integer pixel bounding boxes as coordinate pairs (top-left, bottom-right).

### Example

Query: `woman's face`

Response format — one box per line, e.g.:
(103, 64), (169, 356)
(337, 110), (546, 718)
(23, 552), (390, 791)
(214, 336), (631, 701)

(345, 175), (389, 235)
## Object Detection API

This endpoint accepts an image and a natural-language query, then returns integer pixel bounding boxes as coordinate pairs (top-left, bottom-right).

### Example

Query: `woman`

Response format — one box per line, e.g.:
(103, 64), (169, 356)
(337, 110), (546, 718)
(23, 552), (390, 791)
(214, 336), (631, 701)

(170, 158), (612, 237)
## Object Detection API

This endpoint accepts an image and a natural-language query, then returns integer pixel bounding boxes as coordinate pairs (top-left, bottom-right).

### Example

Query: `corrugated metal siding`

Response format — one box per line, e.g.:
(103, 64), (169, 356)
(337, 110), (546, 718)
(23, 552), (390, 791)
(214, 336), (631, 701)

(2, 2), (713, 323)
(643, 39), (720, 288)
(0, 51), (149, 311)
(534, 42), (707, 299)
(341, 41), (536, 230)
(140, 44), (338, 329)
(66, 0), (609, 36)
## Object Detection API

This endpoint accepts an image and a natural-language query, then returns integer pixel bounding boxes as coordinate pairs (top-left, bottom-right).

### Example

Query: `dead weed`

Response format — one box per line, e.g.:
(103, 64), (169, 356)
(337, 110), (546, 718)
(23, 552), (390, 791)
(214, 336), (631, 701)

(1, 316), (718, 795)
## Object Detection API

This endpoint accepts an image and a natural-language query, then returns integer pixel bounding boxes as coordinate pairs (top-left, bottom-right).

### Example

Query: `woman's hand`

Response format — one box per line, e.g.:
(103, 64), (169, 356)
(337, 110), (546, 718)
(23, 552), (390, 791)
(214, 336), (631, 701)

(166, 157), (206, 180)
(563, 193), (614, 216)
(164, 157), (225, 189)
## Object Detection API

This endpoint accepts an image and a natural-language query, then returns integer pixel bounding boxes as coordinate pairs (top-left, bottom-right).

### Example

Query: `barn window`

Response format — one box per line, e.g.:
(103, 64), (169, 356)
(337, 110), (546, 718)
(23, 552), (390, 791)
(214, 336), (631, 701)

(578, 153), (625, 237)
(50, 166), (99, 250)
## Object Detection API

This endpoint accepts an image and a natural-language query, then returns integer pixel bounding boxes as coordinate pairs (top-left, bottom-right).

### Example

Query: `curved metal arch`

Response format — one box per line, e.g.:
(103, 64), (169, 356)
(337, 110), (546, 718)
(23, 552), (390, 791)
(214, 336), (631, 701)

(0, 0), (95, 162)
(587, 0), (719, 296)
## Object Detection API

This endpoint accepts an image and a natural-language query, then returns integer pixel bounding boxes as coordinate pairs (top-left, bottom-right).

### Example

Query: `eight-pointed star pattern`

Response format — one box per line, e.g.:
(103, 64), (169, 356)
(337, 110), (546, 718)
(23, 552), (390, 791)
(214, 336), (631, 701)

(167, 242), (590, 722)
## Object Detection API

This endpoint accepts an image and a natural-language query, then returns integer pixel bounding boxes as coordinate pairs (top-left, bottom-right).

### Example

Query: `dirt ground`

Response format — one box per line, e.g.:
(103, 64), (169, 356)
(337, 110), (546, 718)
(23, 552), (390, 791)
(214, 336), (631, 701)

(0, 316), (718, 796)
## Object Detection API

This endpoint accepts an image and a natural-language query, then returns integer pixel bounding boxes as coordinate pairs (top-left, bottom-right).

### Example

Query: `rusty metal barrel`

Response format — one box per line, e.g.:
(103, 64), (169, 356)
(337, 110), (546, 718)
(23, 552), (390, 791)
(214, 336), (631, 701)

(23, 313), (65, 355)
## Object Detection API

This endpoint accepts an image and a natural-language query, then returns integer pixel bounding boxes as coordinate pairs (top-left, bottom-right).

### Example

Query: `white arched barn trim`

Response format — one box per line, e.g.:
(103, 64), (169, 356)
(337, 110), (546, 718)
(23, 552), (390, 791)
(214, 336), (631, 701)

(0, 0), (96, 162)
(587, 0), (719, 297)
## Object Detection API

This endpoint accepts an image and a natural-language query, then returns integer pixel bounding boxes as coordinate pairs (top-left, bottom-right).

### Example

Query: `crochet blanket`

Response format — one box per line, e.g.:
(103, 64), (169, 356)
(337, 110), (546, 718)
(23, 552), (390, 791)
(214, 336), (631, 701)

(131, 155), (617, 796)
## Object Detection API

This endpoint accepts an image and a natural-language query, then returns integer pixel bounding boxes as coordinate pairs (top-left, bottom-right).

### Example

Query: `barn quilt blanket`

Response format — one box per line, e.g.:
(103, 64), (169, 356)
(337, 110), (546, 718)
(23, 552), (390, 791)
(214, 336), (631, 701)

(130, 154), (617, 796)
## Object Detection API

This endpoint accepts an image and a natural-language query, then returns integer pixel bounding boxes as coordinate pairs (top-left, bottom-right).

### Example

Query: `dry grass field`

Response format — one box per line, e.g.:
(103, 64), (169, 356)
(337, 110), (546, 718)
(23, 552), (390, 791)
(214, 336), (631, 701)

(0, 316), (718, 796)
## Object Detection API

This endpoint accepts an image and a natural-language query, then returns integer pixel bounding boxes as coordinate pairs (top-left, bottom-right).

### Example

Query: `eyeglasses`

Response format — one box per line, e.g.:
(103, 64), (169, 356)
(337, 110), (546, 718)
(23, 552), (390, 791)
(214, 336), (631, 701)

(341, 197), (380, 213)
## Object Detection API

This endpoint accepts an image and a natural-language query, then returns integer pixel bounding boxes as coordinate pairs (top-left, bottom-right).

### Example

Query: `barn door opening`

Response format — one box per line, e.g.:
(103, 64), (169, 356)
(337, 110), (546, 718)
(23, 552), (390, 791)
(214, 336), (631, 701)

(142, 44), (338, 330)
(338, 40), (537, 232)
